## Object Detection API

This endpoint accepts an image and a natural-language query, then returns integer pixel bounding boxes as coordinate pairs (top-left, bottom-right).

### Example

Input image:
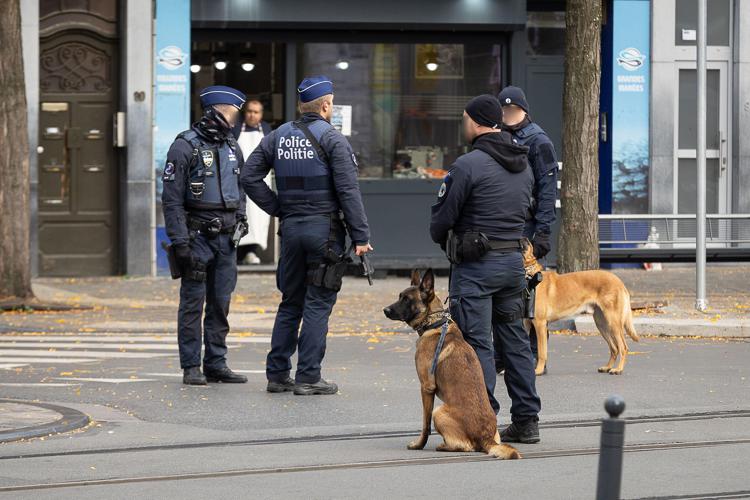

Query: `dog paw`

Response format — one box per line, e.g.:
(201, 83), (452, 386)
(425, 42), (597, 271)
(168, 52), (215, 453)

(407, 440), (425, 450)
(608, 369), (623, 375)
(598, 366), (611, 373)
(535, 367), (546, 376)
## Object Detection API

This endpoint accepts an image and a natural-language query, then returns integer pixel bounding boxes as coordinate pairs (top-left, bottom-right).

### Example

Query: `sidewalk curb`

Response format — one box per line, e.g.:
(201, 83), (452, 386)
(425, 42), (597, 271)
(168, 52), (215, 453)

(0, 399), (90, 443)
(573, 316), (750, 338)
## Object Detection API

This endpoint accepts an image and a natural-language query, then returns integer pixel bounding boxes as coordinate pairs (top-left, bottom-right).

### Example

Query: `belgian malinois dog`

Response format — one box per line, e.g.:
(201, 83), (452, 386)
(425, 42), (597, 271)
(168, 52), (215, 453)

(383, 269), (520, 459)
(521, 239), (640, 375)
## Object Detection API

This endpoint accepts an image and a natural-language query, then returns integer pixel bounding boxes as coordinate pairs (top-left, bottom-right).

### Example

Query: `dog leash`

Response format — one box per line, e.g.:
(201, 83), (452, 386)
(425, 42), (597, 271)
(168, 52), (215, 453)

(429, 315), (451, 376)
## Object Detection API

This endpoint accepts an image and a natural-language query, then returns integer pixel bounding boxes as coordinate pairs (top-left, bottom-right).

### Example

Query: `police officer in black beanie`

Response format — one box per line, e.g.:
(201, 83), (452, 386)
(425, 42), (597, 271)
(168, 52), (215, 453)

(495, 86), (559, 375)
(430, 94), (542, 444)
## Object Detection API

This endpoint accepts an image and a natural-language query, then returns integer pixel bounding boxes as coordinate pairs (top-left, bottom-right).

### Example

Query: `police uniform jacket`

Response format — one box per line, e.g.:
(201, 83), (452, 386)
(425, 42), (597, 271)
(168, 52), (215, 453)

(241, 112), (370, 245)
(509, 119), (558, 238)
(161, 125), (246, 247)
(430, 131), (533, 245)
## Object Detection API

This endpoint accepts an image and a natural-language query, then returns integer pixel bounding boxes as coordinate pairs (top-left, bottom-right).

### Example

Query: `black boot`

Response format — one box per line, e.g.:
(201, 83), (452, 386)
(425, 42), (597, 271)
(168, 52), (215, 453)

(204, 366), (248, 383)
(293, 379), (338, 396)
(183, 367), (207, 386)
(266, 376), (295, 393)
(500, 417), (540, 444)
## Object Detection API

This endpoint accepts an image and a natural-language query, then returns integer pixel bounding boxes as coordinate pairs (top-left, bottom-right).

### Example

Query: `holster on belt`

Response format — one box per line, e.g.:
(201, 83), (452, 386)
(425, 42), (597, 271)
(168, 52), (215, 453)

(161, 241), (181, 280)
(306, 214), (351, 292)
(446, 230), (520, 264)
(523, 272), (544, 319)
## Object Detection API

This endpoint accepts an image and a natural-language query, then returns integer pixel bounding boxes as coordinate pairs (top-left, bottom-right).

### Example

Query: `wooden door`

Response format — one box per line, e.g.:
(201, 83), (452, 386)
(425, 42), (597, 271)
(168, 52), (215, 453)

(38, 33), (119, 276)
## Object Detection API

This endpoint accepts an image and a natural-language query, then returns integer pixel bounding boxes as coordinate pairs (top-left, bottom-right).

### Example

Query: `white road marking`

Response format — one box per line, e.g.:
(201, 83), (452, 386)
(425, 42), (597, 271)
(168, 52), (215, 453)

(0, 382), (80, 387)
(52, 377), (157, 384)
(0, 357), (98, 364)
(0, 334), (270, 370)
(0, 335), (271, 343)
(0, 350), (165, 359)
(0, 342), (181, 350)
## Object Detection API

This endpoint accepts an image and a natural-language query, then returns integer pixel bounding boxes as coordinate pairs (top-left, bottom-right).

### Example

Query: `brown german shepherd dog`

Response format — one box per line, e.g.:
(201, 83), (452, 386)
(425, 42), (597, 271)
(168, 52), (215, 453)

(383, 269), (520, 459)
(521, 239), (640, 376)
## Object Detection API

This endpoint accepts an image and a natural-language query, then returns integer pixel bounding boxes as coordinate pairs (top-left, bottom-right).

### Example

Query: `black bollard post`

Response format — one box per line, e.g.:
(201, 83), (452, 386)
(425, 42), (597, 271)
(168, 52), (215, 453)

(596, 395), (626, 500)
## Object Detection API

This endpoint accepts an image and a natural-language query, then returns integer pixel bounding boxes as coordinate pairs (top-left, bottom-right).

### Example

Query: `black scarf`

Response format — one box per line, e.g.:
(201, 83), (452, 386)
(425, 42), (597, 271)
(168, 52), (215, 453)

(194, 107), (232, 143)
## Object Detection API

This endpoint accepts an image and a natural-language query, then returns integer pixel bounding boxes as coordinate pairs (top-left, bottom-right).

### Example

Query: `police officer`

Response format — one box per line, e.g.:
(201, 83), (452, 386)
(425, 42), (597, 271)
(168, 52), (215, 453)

(496, 86), (559, 368)
(430, 95), (541, 443)
(242, 76), (371, 396)
(162, 86), (250, 386)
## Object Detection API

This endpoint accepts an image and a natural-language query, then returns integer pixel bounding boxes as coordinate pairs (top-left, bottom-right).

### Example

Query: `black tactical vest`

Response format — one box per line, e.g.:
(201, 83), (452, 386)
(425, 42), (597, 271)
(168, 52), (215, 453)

(178, 130), (242, 211)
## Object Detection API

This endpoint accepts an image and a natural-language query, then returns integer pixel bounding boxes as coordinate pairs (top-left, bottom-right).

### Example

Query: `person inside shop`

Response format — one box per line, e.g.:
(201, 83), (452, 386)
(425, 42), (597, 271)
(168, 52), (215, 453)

(232, 99), (273, 264)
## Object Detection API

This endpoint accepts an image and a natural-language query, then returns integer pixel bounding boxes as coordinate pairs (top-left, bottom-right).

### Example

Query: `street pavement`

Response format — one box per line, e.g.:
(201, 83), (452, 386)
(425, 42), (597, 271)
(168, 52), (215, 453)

(0, 265), (748, 498)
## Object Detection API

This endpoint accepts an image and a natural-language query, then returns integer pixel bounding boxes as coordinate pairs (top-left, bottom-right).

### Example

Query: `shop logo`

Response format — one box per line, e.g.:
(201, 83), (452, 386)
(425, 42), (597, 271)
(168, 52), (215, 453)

(617, 47), (645, 71)
(158, 45), (187, 70)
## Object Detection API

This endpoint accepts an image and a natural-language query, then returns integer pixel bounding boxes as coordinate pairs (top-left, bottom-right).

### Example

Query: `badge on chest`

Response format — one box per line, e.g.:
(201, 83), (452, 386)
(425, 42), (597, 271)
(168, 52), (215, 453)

(201, 150), (214, 168)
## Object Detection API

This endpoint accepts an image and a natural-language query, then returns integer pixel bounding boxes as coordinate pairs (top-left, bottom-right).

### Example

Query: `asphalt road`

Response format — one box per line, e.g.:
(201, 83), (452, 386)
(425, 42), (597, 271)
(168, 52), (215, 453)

(1, 327), (749, 498)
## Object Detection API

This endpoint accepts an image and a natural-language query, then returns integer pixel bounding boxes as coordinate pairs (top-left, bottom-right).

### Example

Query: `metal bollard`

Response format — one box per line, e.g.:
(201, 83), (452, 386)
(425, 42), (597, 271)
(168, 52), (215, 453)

(596, 395), (626, 500)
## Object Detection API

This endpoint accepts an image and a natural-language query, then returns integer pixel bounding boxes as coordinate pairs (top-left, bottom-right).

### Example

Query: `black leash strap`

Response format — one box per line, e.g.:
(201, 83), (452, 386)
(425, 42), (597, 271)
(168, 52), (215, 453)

(430, 319), (451, 375)
(294, 120), (329, 163)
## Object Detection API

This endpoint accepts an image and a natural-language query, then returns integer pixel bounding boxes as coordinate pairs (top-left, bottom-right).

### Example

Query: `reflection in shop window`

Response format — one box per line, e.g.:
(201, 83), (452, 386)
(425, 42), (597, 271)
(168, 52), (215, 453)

(526, 11), (566, 57)
(299, 42), (504, 179)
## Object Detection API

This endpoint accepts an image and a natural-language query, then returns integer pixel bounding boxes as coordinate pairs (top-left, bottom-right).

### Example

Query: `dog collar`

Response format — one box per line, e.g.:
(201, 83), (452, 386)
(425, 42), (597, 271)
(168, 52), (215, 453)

(416, 312), (449, 336)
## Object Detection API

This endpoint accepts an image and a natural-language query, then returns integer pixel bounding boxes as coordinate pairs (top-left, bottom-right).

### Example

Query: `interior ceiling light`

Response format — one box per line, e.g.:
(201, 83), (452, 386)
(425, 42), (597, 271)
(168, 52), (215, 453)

(241, 62), (255, 72)
(425, 62), (439, 72)
(335, 60), (350, 70)
(214, 61), (227, 70)
(189, 64), (201, 73)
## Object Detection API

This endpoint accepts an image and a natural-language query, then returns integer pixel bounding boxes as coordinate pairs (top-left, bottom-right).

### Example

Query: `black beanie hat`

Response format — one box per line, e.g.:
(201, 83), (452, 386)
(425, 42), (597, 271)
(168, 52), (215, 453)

(498, 86), (529, 113)
(465, 94), (503, 129)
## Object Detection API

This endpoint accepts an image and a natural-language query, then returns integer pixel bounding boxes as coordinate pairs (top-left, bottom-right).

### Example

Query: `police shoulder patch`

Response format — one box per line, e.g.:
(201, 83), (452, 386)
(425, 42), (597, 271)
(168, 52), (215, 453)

(438, 182), (447, 198)
(163, 162), (176, 181)
(351, 152), (358, 166)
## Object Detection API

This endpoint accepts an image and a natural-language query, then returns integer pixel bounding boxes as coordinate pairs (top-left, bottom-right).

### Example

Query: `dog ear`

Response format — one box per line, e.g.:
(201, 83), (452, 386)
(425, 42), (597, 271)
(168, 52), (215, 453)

(410, 269), (421, 287)
(419, 268), (435, 295)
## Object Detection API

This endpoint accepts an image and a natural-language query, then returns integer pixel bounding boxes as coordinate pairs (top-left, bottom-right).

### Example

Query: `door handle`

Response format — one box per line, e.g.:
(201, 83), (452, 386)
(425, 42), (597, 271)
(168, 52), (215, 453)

(719, 131), (727, 172)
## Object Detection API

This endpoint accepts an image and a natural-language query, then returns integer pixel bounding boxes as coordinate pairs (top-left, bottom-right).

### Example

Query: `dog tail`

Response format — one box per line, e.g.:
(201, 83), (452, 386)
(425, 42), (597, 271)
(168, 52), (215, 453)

(623, 291), (640, 342)
(484, 440), (521, 460)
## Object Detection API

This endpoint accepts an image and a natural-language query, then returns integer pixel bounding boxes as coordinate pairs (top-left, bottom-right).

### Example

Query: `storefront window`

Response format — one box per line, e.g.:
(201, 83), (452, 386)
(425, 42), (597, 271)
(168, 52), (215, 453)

(299, 42), (505, 179)
(526, 11), (566, 57)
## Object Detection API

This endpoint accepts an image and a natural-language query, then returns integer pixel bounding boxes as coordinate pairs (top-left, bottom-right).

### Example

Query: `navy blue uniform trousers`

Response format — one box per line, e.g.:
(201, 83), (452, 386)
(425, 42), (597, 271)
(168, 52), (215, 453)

(178, 232), (237, 370)
(266, 214), (345, 384)
(449, 251), (541, 420)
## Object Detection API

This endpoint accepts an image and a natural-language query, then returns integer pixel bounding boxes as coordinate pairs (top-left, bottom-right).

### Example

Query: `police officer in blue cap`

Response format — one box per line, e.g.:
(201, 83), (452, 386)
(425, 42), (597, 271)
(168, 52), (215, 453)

(162, 85), (250, 385)
(430, 95), (542, 444)
(242, 76), (371, 395)
(496, 86), (559, 373)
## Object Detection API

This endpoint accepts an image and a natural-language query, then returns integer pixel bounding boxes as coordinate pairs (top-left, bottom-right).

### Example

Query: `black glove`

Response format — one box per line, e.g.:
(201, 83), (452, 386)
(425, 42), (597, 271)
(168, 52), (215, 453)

(173, 244), (193, 271)
(532, 232), (551, 259)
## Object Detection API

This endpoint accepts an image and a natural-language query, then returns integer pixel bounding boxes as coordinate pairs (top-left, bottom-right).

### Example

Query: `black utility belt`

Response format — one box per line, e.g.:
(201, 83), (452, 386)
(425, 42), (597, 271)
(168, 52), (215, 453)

(486, 239), (522, 252)
(187, 217), (235, 237)
(446, 230), (521, 264)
